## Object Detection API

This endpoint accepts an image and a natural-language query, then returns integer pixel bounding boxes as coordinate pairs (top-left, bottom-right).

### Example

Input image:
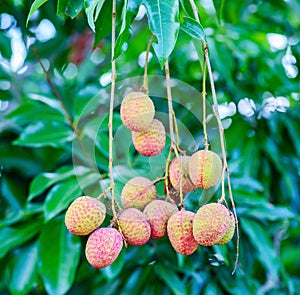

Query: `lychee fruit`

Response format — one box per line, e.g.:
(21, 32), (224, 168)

(167, 210), (198, 255)
(132, 119), (166, 156)
(65, 196), (106, 236)
(189, 150), (222, 189)
(120, 91), (155, 132)
(121, 177), (157, 210)
(85, 227), (123, 268)
(215, 211), (235, 245)
(193, 203), (231, 246)
(169, 156), (194, 193)
(143, 199), (178, 239)
(118, 208), (151, 246)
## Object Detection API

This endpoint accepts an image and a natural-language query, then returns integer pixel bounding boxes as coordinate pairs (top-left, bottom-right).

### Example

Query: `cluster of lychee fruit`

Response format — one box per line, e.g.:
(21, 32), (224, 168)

(120, 91), (166, 156)
(64, 91), (235, 269)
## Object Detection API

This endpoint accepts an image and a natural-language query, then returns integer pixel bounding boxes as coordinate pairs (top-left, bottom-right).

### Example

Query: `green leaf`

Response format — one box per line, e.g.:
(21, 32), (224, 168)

(155, 263), (187, 295)
(142, 0), (180, 68)
(57, 0), (69, 16)
(28, 165), (80, 201)
(212, 0), (225, 22)
(26, 0), (48, 26)
(94, 0), (112, 46)
(65, 0), (84, 18)
(44, 177), (82, 221)
(6, 243), (39, 295)
(85, 0), (105, 32)
(13, 121), (74, 148)
(38, 216), (81, 295)
(0, 217), (43, 259)
(114, 0), (140, 59)
(181, 17), (205, 41)
(241, 219), (280, 280)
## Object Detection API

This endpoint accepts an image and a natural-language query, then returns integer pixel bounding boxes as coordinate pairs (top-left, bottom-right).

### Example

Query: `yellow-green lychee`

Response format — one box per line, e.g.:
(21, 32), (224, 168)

(143, 200), (178, 239)
(169, 156), (194, 193)
(120, 91), (155, 132)
(189, 150), (222, 189)
(121, 177), (157, 210)
(118, 208), (151, 246)
(167, 210), (198, 255)
(193, 203), (231, 246)
(132, 119), (166, 156)
(65, 196), (106, 236)
(215, 211), (235, 245)
(85, 227), (123, 268)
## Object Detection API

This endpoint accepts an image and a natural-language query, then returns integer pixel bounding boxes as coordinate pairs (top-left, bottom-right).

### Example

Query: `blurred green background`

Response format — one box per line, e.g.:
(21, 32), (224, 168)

(0, 0), (300, 294)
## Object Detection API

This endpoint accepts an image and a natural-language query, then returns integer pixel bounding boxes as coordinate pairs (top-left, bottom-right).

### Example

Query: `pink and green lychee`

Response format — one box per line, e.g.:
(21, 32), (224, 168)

(65, 196), (106, 236)
(143, 199), (178, 239)
(85, 227), (123, 268)
(118, 208), (151, 246)
(189, 150), (222, 189)
(215, 211), (235, 245)
(120, 91), (155, 132)
(132, 119), (166, 156)
(167, 210), (198, 255)
(193, 203), (231, 246)
(121, 177), (157, 210)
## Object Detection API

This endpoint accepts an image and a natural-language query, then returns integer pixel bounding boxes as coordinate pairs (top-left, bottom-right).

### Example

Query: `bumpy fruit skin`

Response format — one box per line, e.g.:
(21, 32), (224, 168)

(167, 210), (198, 255)
(121, 177), (157, 210)
(120, 91), (155, 132)
(143, 200), (178, 239)
(189, 150), (222, 189)
(215, 211), (235, 245)
(65, 196), (106, 236)
(118, 208), (151, 246)
(169, 156), (194, 193)
(193, 203), (231, 246)
(85, 228), (123, 268)
(132, 119), (166, 156)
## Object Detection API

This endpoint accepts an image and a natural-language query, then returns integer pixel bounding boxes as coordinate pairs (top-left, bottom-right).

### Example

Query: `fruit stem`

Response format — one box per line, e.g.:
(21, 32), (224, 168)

(109, 0), (118, 221)
(32, 48), (96, 171)
(142, 34), (154, 95)
(164, 147), (173, 201)
(202, 51), (209, 150)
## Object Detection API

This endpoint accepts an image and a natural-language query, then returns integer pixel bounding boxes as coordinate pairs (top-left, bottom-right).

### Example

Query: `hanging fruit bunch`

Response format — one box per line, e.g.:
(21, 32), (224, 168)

(63, 0), (238, 273)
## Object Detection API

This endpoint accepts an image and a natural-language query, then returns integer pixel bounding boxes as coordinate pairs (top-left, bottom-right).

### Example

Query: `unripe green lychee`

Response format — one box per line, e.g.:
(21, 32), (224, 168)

(65, 196), (106, 236)
(215, 211), (235, 245)
(118, 208), (151, 246)
(167, 210), (198, 255)
(143, 200), (178, 239)
(193, 203), (231, 246)
(169, 156), (194, 193)
(120, 91), (155, 132)
(85, 227), (123, 268)
(121, 177), (157, 210)
(189, 150), (222, 189)
(132, 119), (166, 156)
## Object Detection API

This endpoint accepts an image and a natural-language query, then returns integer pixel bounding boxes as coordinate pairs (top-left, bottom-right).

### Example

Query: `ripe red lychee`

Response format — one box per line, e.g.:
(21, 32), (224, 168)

(120, 91), (155, 132)
(118, 208), (151, 246)
(167, 210), (198, 255)
(85, 227), (123, 268)
(169, 156), (194, 193)
(143, 199), (178, 239)
(65, 196), (106, 236)
(132, 119), (166, 156)
(121, 177), (157, 210)
(193, 203), (231, 246)
(215, 211), (235, 245)
(189, 150), (222, 189)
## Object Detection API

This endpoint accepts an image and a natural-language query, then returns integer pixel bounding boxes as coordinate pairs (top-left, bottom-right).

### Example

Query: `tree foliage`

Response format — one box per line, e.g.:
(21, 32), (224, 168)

(0, 0), (300, 294)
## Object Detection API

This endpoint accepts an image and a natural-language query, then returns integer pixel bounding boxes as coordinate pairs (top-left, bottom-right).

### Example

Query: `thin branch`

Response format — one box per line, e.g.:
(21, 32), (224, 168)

(109, 0), (118, 220)
(142, 34), (154, 95)
(202, 50), (209, 150)
(33, 48), (96, 170)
